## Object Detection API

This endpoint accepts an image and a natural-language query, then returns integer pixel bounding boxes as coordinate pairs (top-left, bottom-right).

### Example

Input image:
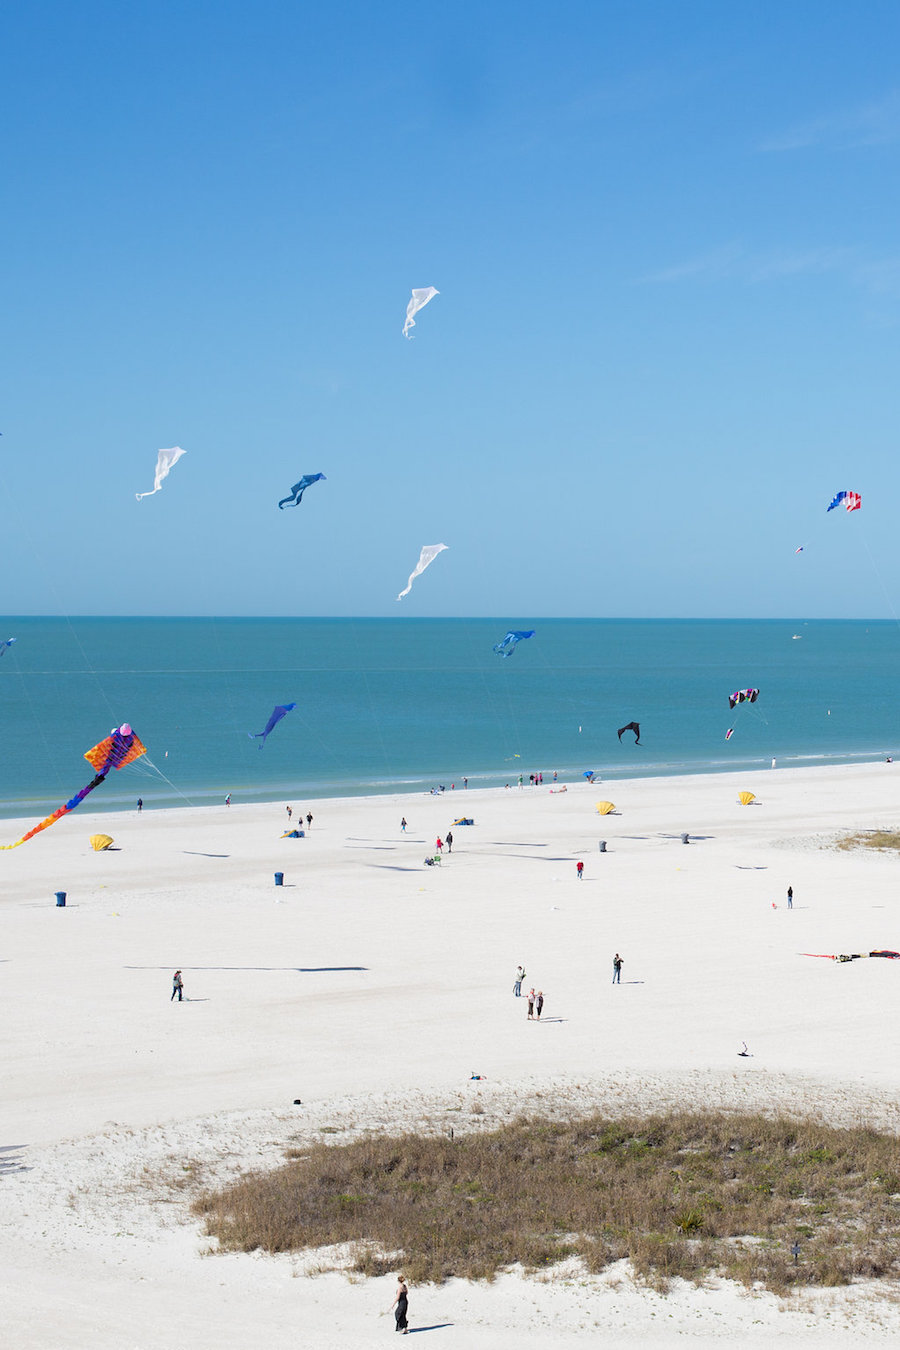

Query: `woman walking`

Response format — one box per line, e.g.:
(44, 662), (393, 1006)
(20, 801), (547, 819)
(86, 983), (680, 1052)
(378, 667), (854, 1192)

(526, 988), (535, 1020)
(390, 1274), (409, 1333)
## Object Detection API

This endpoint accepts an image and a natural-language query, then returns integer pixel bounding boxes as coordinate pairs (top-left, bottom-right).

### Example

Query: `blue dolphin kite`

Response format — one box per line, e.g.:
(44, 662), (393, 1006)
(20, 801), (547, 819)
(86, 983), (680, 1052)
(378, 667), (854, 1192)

(249, 703), (297, 747)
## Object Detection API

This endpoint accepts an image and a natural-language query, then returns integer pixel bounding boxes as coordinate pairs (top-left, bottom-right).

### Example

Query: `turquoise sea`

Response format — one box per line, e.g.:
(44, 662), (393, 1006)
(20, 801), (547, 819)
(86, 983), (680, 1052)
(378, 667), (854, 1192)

(0, 617), (897, 818)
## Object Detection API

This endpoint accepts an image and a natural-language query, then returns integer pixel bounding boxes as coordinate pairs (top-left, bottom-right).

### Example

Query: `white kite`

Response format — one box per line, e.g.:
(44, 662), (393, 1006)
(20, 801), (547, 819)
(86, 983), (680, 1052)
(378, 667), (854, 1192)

(397, 543), (448, 600)
(135, 447), (186, 501)
(402, 287), (439, 339)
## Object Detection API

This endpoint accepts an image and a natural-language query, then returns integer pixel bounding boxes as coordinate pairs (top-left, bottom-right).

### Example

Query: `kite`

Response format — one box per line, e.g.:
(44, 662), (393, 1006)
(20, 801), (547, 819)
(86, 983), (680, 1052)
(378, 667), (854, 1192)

(725, 728), (735, 741)
(402, 286), (439, 338)
(827, 491), (861, 513)
(617, 722), (641, 744)
(249, 703), (296, 747)
(738, 791), (756, 806)
(397, 543), (448, 600)
(0, 724), (146, 851)
(278, 473), (326, 509)
(595, 801), (616, 815)
(493, 630), (535, 658)
(90, 834), (114, 851)
(0, 637), (16, 656)
(135, 447), (186, 501)
(794, 546), (804, 554)
(728, 689), (759, 710)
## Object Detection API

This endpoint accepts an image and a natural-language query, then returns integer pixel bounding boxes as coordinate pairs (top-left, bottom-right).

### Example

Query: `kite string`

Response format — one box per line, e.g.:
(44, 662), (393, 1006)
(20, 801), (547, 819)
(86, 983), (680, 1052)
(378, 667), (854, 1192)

(860, 535), (900, 634)
(137, 754), (198, 809)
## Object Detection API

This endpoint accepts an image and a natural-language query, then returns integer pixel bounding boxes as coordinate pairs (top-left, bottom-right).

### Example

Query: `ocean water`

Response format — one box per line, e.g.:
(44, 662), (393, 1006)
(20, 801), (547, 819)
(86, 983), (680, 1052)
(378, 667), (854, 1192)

(0, 617), (897, 818)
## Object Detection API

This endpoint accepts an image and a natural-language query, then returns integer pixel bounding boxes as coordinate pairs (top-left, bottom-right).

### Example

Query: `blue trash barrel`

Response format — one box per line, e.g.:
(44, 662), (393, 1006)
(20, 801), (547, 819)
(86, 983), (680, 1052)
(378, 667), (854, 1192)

(274, 872), (284, 886)
(55, 891), (67, 907)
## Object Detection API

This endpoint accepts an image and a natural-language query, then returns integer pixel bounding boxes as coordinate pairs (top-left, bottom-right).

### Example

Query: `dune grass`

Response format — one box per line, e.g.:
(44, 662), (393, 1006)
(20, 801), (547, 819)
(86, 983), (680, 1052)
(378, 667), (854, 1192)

(836, 830), (900, 853)
(193, 1110), (900, 1293)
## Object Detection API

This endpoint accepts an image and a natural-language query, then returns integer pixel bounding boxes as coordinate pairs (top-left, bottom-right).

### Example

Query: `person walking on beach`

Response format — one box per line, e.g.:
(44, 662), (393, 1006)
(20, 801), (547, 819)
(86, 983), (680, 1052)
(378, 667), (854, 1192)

(536, 990), (544, 1019)
(225, 793), (231, 807)
(390, 1275), (409, 1333)
(576, 860), (584, 880)
(463, 777), (468, 789)
(612, 953), (623, 984)
(306, 811), (313, 830)
(286, 805), (292, 821)
(445, 830), (453, 853)
(435, 836), (443, 853)
(787, 885), (793, 909)
(171, 970), (184, 1002)
(514, 965), (525, 997)
(400, 817), (407, 832)
(527, 988), (535, 1019)
(137, 798), (142, 813)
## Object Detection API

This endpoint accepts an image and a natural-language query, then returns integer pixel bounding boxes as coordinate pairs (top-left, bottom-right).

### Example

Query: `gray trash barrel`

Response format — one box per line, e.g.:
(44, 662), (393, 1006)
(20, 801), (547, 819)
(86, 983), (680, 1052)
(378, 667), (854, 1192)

(598, 840), (607, 853)
(274, 872), (284, 886)
(55, 891), (66, 906)
(681, 832), (690, 845)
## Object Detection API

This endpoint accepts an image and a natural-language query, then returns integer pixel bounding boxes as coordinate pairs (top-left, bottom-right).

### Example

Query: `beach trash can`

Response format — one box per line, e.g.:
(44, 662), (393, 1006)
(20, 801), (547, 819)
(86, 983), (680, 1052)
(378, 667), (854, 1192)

(55, 891), (67, 907)
(598, 840), (607, 853)
(681, 832), (690, 845)
(274, 872), (284, 887)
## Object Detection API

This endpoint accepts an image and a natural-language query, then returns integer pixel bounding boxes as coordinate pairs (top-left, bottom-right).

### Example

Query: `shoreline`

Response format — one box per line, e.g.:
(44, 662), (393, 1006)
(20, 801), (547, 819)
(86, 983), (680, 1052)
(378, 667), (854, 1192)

(0, 746), (896, 823)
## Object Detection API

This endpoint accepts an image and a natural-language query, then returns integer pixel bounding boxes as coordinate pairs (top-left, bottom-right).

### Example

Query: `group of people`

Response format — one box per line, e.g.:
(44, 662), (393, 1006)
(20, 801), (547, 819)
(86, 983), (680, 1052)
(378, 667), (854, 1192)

(435, 831), (453, 853)
(513, 967), (545, 1019)
(513, 770), (556, 787)
(285, 806), (314, 829)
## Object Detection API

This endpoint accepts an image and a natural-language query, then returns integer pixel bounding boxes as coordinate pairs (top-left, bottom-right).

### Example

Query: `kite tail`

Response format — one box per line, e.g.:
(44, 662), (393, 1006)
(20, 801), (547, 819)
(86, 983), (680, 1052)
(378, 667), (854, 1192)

(0, 773), (107, 850)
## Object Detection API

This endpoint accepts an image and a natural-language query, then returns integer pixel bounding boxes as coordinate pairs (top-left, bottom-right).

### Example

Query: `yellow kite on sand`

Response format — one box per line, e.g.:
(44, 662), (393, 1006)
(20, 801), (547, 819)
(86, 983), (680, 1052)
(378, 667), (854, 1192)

(89, 834), (114, 851)
(595, 801), (616, 815)
(738, 792), (756, 806)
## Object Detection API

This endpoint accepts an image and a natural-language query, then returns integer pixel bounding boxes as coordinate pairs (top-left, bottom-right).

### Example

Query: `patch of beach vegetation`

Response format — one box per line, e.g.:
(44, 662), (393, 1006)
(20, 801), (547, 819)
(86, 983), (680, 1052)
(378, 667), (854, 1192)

(194, 1111), (900, 1295)
(836, 830), (900, 854)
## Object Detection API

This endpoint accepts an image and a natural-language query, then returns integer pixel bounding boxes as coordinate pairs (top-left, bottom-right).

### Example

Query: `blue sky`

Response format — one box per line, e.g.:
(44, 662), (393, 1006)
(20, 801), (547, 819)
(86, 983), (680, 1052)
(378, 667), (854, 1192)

(3, 0), (900, 617)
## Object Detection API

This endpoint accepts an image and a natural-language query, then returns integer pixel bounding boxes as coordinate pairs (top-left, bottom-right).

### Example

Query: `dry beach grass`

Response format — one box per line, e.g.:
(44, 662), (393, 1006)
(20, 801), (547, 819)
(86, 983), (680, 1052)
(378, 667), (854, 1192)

(196, 1109), (900, 1294)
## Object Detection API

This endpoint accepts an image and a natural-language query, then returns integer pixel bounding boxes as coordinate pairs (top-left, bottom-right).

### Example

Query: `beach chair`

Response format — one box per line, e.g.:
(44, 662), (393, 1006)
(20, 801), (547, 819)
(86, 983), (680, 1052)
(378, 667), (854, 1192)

(424, 854), (442, 867)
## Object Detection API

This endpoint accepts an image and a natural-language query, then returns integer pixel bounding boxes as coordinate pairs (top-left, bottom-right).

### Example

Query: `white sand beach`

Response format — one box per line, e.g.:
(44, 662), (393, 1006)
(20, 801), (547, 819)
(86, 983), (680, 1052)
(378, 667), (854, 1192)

(5, 762), (900, 1347)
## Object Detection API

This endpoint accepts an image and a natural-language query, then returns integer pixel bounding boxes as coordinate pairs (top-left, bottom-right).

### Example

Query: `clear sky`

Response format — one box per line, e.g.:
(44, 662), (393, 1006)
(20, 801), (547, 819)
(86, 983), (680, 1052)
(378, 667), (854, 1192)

(3, 1), (900, 617)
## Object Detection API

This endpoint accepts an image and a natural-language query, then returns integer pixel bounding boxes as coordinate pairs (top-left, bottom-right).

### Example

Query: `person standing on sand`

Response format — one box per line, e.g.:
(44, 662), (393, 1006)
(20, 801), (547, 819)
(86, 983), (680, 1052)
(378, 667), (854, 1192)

(463, 777), (468, 789)
(225, 793), (231, 807)
(514, 965), (525, 997)
(787, 885), (793, 909)
(612, 953), (623, 984)
(306, 812), (313, 830)
(576, 860), (584, 880)
(286, 805), (292, 821)
(171, 970), (183, 1002)
(390, 1275), (409, 1333)
(137, 798), (142, 813)
(445, 830), (453, 853)
(527, 988), (535, 1019)
(435, 836), (443, 853)
(401, 817), (407, 832)
(536, 990), (544, 1019)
